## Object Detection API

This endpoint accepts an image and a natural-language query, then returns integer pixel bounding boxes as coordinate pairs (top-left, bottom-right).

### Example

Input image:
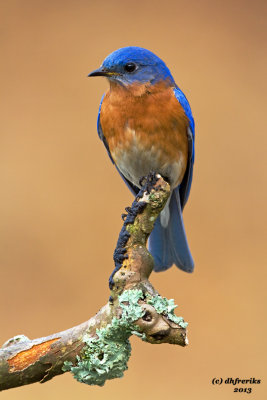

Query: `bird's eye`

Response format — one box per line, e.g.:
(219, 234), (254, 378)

(124, 62), (136, 73)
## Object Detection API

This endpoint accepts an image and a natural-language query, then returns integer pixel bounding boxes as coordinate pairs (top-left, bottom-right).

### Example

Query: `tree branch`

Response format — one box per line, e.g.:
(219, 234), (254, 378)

(0, 174), (188, 391)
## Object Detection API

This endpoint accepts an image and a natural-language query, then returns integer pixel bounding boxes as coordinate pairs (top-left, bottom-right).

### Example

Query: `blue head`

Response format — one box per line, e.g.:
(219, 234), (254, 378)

(88, 46), (175, 86)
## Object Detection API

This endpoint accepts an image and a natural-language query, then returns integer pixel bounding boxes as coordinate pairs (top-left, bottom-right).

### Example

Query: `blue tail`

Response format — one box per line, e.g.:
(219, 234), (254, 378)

(148, 187), (194, 272)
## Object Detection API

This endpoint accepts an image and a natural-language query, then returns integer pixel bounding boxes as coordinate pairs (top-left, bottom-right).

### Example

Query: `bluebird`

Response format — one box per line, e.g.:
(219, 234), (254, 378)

(88, 46), (195, 273)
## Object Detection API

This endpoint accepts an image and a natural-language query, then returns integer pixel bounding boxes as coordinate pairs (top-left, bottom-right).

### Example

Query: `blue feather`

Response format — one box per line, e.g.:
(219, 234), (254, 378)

(102, 46), (175, 85)
(149, 187), (194, 272)
(173, 87), (195, 134)
(173, 87), (195, 209)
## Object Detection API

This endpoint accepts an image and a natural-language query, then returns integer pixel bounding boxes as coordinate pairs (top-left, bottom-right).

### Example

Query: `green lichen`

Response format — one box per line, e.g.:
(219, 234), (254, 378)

(62, 289), (145, 386)
(126, 224), (138, 235)
(147, 294), (188, 329)
(119, 289), (145, 321)
(63, 290), (187, 386)
(148, 193), (157, 201)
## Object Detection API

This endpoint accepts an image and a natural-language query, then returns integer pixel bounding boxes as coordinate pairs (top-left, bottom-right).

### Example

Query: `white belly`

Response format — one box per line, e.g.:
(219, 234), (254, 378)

(112, 133), (185, 189)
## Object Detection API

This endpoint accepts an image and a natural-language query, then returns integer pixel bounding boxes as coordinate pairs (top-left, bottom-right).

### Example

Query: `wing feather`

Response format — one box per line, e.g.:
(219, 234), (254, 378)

(173, 87), (195, 209)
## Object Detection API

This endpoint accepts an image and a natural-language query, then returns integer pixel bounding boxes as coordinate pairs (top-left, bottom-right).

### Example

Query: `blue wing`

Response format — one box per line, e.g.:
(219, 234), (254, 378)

(97, 94), (139, 196)
(149, 87), (195, 272)
(173, 87), (195, 209)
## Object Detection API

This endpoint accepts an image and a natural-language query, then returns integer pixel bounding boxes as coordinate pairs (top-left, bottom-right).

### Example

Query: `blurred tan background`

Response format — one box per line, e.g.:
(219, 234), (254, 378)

(1, 0), (266, 398)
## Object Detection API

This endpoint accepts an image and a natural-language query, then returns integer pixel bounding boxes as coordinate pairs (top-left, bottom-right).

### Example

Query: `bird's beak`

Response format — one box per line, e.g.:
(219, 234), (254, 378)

(88, 67), (120, 78)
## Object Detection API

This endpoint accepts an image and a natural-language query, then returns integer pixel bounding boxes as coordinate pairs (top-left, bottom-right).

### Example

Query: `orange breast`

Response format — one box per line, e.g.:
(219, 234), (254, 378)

(100, 81), (189, 188)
